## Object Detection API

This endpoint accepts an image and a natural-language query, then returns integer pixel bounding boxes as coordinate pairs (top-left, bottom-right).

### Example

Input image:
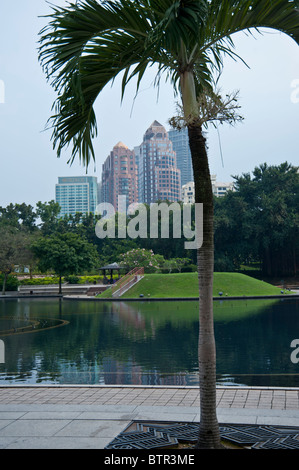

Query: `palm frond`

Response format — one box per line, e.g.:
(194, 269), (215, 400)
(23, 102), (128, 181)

(39, 0), (299, 169)
(39, 0), (155, 167)
(200, 0), (299, 56)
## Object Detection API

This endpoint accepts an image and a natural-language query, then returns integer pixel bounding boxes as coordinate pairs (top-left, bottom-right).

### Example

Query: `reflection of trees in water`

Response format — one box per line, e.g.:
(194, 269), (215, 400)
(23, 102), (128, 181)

(0, 298), (298, 386)
(215, 299), (299, 386)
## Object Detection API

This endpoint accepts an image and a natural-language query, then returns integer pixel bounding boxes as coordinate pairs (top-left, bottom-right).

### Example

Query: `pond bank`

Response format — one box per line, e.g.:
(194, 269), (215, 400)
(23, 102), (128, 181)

(1, 291), (299, 301)
(62, 293), (299, 301)
(2, 273), (298, 300)
(1, 292), (299, 301)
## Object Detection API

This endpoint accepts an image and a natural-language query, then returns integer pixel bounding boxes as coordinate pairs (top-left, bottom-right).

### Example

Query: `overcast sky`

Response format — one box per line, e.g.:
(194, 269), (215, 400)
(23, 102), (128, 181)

(0, 0), (298, 208)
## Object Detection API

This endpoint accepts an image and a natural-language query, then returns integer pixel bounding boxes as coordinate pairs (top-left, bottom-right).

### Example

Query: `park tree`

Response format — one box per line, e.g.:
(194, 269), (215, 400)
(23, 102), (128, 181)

(0, 203), (37, 231)
(119, 248), (163, 272)
(0, 227), (33, 294)
(163, 257), (191, 273)
(213, 189), (255, 271)
(0, 204), (21, 228)
(36, 200), (61, 235)
(39, 0), (299, 448)
(163, 258), (180, 273)
(15, 203), (37, 232)
(213, 162), (299, 277)
(233, 162), (299, 277)
(32, 232), (98, 293)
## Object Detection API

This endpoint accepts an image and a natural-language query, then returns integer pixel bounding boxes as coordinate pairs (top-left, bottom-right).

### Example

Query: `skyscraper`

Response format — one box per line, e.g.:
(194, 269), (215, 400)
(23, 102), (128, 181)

(138, 121), (181, 204)
(101, 142), (138, 211)
(168, 127), (193, 187)
(55, 176), (98, 217)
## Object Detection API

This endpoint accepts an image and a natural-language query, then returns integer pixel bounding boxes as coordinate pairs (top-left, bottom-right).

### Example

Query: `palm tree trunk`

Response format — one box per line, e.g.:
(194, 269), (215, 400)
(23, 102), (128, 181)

(188, 122), (222, 449)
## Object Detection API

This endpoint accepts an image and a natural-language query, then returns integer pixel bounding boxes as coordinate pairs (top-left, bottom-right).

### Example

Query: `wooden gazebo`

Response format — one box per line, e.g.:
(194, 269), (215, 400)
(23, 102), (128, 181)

(99, 262), (122, 284)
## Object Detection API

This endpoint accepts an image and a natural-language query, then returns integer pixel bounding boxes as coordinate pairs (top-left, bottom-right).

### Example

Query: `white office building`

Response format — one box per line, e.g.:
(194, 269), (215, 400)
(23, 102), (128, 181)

(55, 176), (98, 217)
(181, 176), (234, 203)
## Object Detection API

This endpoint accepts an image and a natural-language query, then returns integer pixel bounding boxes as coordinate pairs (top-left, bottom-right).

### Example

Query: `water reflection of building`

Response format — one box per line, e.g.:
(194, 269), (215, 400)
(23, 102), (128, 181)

(100, 357), (197, 386)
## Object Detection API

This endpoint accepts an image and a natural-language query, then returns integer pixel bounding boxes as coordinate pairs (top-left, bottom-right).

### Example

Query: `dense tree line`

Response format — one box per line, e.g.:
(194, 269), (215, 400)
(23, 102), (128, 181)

(214, 162), (298, 277)
(0, 162), (298, 287)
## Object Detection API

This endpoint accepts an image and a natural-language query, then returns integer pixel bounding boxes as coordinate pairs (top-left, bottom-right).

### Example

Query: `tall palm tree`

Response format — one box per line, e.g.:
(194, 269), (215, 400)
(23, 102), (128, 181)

(39, 0), (299, 448)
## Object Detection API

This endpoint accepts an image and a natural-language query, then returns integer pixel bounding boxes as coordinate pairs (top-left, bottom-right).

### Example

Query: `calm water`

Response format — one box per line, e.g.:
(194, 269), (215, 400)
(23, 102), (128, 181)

(0, 297), (298, 387)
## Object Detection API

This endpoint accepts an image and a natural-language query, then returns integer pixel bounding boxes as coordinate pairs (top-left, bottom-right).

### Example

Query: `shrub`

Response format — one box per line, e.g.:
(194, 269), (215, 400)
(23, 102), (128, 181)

(0, 274), (20, 291)
(19, 277), (60, 285)
(64, 275), (80, 284)
(181, 264), (197, 273)
(214, 256), (236, 272)
(78, 275), (103, 284)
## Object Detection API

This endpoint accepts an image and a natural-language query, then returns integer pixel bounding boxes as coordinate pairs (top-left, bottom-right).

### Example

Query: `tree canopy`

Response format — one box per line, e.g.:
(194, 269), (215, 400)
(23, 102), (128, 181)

(0, 161), (297, 278)
(31, 232), (98, 292)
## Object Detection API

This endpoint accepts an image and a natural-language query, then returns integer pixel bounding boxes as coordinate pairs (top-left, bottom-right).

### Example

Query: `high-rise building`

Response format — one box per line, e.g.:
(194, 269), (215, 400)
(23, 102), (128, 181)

(181, 176), (234, 203)
(138, 121), (181, 204)
(168, 127), (193, 187)
(55, 176), (98, 217)
(212, 180), (234, 197)
(101, 142), (138, 211)
(181, 181), (195, 204)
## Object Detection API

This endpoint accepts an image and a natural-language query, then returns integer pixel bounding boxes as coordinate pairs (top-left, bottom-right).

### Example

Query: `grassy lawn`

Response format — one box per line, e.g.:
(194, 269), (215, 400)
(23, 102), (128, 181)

(98, 272), (290, 299)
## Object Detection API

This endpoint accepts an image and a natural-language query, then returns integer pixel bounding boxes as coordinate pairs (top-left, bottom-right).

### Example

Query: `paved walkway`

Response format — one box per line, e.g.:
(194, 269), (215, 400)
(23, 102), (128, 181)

(1, 385), (299, 449)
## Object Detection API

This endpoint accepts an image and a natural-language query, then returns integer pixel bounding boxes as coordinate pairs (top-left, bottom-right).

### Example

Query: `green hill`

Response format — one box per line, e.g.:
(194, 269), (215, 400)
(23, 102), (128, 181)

(99, 272), (290, 299)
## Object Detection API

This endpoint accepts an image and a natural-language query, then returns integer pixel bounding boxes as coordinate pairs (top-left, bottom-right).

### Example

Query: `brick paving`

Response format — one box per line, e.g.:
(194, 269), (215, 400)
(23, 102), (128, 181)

(1, 386), (299, 448)
(0, 386), (299, 410)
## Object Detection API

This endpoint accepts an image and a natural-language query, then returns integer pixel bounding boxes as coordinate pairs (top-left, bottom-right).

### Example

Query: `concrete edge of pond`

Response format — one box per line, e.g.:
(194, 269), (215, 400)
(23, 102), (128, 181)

(63, 294), (299, 301)
(1, 293), (299, 301)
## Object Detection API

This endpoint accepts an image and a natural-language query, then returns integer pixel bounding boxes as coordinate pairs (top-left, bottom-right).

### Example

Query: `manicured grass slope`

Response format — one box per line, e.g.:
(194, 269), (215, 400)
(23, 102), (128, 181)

(100, 272), (288, 298)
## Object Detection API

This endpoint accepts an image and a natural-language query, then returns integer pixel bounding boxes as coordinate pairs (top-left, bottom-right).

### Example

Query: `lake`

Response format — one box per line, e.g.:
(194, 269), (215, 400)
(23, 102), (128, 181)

(0, 297), (298, 387)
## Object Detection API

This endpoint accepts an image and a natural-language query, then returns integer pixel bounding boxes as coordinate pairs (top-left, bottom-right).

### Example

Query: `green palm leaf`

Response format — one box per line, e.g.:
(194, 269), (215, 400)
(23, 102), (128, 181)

(39, 0), (299, 168)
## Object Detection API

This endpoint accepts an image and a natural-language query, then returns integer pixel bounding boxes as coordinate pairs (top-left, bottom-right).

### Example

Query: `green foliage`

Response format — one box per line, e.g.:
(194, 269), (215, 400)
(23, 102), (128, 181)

(119, 248), (164, 273)
(214, 162), (298, 276)
(0, 203), (37, 231)
(65, 275), (106, 284)
(0, 159), (297, 281)
(0, 160), (297, 281)
(162, 257), (191, 273)
(31, 232), (98, 279)
(64, 275), (80, 284)
(214, 255), (236, 273)
(78, 275), (103, 284)
(0, 225), (35, 293)
(19, 275), (106, 286)
(36, 200), (61, 235)
(0, 274), (19, 291)
(19, 277), (60, 285)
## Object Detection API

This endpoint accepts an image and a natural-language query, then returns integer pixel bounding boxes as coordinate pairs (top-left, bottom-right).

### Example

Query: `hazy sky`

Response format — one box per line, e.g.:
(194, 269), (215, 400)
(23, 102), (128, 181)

(0, 0), (298, 208)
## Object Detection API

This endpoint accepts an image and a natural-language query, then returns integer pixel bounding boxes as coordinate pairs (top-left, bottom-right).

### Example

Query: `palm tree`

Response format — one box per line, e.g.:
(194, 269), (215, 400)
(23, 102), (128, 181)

(39, 0), (299, 448)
